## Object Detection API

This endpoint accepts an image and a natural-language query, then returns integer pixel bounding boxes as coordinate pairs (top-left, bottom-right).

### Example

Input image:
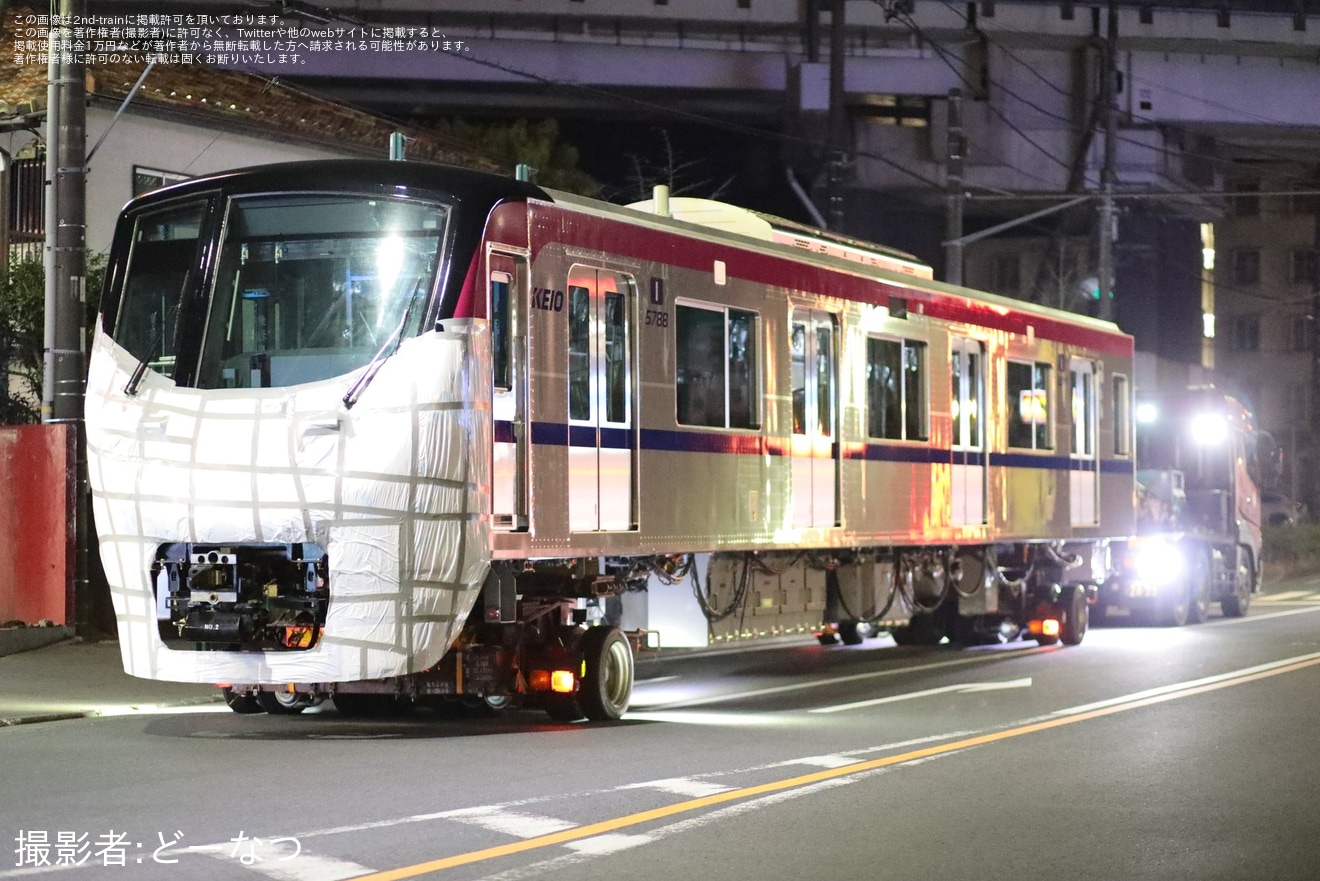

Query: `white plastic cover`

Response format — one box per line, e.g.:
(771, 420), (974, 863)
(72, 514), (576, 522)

(84, 324), (492, 683)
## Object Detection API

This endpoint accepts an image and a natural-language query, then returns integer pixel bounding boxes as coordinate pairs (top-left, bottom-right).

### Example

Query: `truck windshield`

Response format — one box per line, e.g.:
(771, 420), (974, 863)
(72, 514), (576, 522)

(110, 192), (449, 389)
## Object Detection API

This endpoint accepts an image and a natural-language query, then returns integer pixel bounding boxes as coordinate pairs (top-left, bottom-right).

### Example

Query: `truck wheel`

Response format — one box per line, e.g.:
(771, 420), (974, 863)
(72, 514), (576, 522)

(222, 687), (262, 714)
(257, 689), (312, 715)
(1221, 554), (1254, 618)
(1157, 579), (1190, 628)
(1185, 549), (1211, 624)
(578, 626), (634, 721)
(1061, 586), (1088, 646)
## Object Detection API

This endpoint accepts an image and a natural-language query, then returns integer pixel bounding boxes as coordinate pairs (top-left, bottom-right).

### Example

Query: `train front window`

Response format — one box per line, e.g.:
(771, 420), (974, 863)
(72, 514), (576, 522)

(112, 202), (208, 373)
(197, 194), (448, 389)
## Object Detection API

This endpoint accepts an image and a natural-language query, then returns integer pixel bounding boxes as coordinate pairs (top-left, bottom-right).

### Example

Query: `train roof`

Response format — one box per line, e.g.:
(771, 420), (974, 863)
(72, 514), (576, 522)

(128, 159), (1128, 345)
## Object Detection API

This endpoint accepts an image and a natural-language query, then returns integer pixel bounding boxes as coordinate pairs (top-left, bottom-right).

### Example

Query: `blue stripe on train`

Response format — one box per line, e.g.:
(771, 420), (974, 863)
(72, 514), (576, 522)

(505, 420), (1135, 473)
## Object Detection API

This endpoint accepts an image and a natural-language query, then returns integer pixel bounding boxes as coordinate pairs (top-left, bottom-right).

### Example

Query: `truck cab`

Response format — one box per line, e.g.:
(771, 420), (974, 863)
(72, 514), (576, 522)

(1099, 389), (1277, 625)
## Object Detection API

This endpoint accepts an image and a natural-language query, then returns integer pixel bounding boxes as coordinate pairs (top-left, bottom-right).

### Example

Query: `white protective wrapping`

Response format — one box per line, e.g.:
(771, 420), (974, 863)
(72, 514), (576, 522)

(84, 323), (492, 683)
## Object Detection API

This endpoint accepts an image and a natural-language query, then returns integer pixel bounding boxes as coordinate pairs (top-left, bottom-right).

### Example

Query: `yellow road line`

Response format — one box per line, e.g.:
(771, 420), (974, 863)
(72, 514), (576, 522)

(353, 654), (1320, 881)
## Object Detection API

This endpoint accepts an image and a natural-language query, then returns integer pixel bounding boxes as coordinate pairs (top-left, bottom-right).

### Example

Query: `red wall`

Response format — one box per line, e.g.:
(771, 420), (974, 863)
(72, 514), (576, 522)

(0, 424), (72, 625)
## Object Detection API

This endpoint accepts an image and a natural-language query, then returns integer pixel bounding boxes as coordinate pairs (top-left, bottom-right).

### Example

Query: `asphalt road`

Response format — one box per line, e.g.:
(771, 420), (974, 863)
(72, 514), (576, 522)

(3, 598), (1320, 881)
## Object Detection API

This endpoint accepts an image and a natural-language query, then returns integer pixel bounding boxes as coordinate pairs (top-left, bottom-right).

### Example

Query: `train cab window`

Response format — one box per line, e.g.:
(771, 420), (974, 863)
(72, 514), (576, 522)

(1113, 374), (1132, 456)
(491, 271), (511, 390)
(113, 201), (208, 375)
(675, 302), (760, 429)
(866, 337), (928, 441)
(1006, 360), (1053, 450)
(568, 285), (591, 420)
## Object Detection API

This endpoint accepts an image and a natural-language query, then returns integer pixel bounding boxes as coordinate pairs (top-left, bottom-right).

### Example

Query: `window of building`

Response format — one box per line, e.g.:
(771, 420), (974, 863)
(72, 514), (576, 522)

(1112, 374), (1131, 456)
(132, 166), (188, 197)
(993, 254), (1021, 297)
(1232, 249), (1260, 286)
(865, 336), (928, 441)
(1232, 315), (1260, 352)
(1291, 248), (1317, 286)
(1006, 360), (1052, 450)
(1291, 314), (1311, 352)
(1288, 382), (1309, 425)
(1231, 181), (1260, 217)
(675, 302), (760, 429)
(854, 94), (931, 128)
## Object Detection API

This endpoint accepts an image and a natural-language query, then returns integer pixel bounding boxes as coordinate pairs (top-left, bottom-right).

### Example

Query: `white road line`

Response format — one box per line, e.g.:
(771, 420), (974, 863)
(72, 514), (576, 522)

(621, 777), (732, 797)
(562, 834), (654, 855)
(438, 807), (576, 839)
(783, 754), (862, 768)
(1208, 606), (1320, 625)
(1049, 650), (1320, 717)
(810, 677), (1032, 714)
(207, 846), (375, 881)
(630, 646), (1042, 710)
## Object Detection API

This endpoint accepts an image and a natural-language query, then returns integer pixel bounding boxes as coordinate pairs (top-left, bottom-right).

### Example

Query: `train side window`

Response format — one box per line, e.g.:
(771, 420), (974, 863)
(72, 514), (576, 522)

(1113, 374), (1132, 456)
(568, 285), (591, 420)
(491, 270), (511, 391)
(1006, 360), (1052, 450)
(866, 336), (928, 441)
(676, 301), (760, 429)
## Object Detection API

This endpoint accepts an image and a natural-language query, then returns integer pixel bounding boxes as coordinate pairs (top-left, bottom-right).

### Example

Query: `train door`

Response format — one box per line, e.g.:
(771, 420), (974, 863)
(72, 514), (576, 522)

(790, 309), (839, 529)
(1069, 358), (1099, 525)
(490, 252), (528, 530)
(951, 337), (986, 526)
(567, 266), (637, 532)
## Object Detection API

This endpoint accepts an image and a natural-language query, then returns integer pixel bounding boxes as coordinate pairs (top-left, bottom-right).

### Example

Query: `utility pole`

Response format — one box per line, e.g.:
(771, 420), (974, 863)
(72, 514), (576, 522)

(44, 0), (91, 631)
(826, 0), (847, 231)
(1097, 1), (1118, 322)
(945, 88), (965, 286)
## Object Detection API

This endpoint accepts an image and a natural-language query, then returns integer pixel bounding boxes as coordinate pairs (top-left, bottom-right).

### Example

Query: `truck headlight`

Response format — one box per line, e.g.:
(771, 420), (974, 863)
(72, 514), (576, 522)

(1131, 538), (1184, 585)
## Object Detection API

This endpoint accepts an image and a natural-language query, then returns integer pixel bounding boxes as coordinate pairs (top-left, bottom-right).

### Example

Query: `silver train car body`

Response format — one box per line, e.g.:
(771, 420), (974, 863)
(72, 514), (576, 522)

(85, 161), (1135, 718)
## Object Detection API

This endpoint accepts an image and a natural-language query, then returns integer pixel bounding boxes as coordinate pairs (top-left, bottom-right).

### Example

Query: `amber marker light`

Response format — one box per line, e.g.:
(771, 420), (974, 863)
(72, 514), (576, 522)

(528, 670), (551, 691)
(550, 670), (576, 694)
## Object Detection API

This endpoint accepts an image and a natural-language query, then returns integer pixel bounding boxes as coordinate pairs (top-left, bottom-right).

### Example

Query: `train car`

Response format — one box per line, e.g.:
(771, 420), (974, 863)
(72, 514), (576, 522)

(84, 160), (1136, 721)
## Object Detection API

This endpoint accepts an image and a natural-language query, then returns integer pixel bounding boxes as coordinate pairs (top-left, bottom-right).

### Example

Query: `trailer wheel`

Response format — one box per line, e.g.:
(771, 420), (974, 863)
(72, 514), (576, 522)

(1221, 552), (1254, 618)
(1061, 586), (1088, 646)
(1185, 548), (1212, 624)
(222, 687), (262, 714)
(890, 613), (942, 646)
(837, 620), (867, 645)
(257, 689), (311, 715)
(578, 626), (634, 721)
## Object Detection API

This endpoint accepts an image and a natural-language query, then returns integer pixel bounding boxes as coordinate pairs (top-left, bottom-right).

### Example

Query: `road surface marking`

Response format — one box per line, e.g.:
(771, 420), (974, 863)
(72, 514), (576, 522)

(810, 677), (1032, 714)
(562, 834), (653, 855)
(621, 777), (732, 797)
(1251, 591), (1314, 607)
(437, 807), (575, 838)
(206, 844), (374, 881)
(629, 646), (1043, 710)
(783, 754), (861, 768)
(1049, 651), (1320, 716)
(350, 650), (1320, 881)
